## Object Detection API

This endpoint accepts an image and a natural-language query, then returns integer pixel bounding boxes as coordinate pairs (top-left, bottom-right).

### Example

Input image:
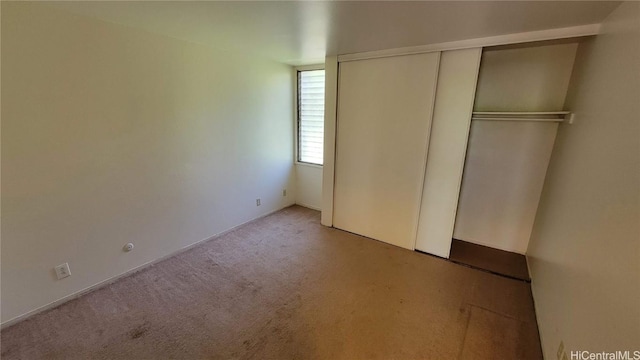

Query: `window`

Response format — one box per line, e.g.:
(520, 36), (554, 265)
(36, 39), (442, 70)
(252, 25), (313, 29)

(297, 69), (325, 165)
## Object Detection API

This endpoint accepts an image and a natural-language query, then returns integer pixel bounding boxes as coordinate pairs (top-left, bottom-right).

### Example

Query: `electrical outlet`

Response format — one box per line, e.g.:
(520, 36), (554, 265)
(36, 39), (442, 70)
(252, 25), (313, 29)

(256, 198), (261, 206)
(282, 189), (287, 197)
(55, 263), (71, 280)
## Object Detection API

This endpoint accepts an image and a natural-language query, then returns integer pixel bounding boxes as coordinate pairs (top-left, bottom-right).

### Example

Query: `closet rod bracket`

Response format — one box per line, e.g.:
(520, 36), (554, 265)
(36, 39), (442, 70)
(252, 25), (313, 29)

(565, 113), (576, 125)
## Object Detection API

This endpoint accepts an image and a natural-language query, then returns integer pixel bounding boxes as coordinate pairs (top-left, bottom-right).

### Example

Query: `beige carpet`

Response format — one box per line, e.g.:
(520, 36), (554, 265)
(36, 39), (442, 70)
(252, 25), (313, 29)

(1, 206), (542, 359)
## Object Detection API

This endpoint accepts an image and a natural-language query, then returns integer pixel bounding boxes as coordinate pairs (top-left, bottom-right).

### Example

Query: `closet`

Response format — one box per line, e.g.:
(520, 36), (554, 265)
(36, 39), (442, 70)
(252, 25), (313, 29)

(454, 42), (578, 255)
(328, 37), (583, 277)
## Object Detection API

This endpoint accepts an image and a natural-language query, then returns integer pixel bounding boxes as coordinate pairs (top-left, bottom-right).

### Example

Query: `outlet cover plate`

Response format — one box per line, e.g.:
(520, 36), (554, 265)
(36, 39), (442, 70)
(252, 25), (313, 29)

(55, 263), (71, 280)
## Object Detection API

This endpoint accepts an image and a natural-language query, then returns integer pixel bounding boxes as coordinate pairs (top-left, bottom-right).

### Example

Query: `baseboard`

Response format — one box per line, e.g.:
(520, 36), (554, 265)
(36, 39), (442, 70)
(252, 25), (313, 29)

(526, 254), (547, 359)
(295, 202), (321, 211)
(0, 203), (294, 330)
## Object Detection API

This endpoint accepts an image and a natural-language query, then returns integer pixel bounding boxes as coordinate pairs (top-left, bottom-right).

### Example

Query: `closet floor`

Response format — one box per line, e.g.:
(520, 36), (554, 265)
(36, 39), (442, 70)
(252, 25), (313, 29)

(450, 239), (530, 281)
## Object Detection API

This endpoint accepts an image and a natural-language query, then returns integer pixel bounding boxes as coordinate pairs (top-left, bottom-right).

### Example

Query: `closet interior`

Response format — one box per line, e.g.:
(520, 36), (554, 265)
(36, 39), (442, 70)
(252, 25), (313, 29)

(450, 40), (581, 280)
(329, 37), (587, 280)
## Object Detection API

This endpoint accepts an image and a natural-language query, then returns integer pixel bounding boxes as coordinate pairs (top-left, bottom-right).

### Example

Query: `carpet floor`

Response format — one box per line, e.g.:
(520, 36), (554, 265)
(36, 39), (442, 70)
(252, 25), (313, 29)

(1, 206), (542, 359)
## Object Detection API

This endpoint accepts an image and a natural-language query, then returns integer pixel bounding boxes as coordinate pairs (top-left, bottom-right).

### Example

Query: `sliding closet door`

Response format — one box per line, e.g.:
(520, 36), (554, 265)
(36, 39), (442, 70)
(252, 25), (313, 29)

(333, 52), (440, 250)
(415, 48), (482, 258)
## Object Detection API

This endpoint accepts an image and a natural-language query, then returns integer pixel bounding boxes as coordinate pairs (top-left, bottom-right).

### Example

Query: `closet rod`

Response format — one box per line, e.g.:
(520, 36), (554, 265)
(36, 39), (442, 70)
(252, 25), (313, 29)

(471, 117), (564, 123)
(472, 111), (570, 116)
(471, 111), (574, 124)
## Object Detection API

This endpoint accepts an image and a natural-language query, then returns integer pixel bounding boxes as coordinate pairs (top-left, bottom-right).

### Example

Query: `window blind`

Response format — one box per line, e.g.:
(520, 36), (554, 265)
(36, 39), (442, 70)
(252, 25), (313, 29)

(298, 70), (325, 165)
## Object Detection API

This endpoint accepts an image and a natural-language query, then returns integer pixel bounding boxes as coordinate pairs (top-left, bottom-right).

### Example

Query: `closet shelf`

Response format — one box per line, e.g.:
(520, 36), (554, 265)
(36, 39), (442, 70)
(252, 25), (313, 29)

(471, 111), (574, 124)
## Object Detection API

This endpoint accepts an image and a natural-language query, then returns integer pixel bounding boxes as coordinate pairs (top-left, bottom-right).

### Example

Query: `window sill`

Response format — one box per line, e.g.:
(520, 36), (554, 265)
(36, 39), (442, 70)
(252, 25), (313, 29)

(295, 161), (323, 169)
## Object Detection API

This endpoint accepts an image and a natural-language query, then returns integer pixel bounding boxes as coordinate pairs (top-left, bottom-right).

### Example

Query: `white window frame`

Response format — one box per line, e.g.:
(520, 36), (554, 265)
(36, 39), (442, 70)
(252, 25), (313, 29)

(295, 64), (325, 168)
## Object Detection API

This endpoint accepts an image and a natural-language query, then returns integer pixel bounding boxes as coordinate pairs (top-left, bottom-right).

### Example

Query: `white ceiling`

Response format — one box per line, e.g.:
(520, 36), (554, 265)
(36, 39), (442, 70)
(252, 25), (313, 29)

(50, 1), (620, 65)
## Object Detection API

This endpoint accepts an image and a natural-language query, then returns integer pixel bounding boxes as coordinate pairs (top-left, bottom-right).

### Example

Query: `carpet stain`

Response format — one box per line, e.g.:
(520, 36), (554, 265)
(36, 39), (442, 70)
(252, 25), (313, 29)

(128, 324), (149, 340)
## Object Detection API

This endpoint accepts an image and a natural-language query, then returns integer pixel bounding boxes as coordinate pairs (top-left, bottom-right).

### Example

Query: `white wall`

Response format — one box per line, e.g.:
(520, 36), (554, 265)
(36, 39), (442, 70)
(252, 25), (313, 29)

(453, 43), (577, 253)
(527, 2), (640, 358)
(1, 2), (295, 324)
(295, 164), (322, 210)
(473, 43), (578, 112)
(454, 121), (559, 254)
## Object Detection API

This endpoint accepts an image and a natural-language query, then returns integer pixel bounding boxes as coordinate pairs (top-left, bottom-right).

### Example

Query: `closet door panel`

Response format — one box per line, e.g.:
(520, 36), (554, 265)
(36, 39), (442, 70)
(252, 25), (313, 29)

(333, 52), (440, 250)
(415, 48), (482, 258)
